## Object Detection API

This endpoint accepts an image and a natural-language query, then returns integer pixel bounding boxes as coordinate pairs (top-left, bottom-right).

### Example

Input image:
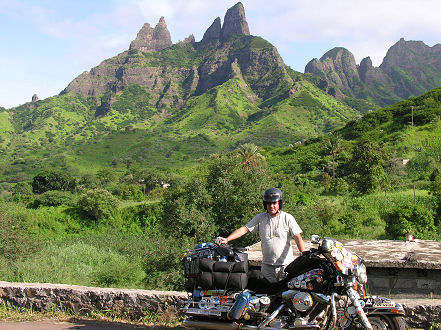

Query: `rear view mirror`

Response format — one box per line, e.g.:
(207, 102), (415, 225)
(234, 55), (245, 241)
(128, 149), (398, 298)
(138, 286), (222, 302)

(311, 235), (320, 244)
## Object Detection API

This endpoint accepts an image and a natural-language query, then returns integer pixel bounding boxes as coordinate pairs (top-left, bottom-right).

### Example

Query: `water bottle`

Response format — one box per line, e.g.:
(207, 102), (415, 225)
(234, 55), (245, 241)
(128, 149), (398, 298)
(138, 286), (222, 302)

(228, 291), (251, 320)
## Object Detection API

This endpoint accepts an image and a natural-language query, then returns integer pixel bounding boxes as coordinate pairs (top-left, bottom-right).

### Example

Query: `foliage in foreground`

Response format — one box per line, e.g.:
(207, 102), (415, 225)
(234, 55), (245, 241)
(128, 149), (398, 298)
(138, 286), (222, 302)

(0, 133), (440, 291)
(0, 301), (181, 328)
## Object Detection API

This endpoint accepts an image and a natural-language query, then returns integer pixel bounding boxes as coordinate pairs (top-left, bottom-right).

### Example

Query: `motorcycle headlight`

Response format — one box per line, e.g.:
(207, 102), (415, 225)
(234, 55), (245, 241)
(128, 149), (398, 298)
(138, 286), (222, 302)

(355, 263), (367, 284)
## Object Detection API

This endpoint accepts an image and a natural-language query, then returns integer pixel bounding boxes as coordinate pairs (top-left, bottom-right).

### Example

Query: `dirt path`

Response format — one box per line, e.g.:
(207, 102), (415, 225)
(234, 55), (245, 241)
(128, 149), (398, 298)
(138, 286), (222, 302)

(0, 319), (183, 329)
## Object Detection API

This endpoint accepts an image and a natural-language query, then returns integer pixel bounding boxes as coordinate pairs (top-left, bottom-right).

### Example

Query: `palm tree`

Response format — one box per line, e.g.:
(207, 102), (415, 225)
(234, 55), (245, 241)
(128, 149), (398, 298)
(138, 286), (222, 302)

(237, 143), (265, 170)
(326, 132), (342, 179)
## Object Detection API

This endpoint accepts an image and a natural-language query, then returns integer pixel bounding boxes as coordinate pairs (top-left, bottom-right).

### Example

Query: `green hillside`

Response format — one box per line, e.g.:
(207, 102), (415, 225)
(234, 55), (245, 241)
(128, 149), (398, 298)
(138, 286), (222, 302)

(0, 76), (440, 296)
(0, 68), (361, 185)
(0, 1), (440, 299)
(263, 86), (441, 188)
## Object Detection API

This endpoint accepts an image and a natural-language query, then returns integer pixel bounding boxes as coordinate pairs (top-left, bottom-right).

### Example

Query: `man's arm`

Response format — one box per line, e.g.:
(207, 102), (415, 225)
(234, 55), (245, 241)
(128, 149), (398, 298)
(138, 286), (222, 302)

(218, 226), (249, 244)
(293, 233), (306, 253)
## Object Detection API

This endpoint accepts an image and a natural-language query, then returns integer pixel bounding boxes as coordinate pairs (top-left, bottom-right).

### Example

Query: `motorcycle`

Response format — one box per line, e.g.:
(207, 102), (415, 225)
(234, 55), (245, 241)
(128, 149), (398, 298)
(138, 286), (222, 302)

(181, 235), (406, 329)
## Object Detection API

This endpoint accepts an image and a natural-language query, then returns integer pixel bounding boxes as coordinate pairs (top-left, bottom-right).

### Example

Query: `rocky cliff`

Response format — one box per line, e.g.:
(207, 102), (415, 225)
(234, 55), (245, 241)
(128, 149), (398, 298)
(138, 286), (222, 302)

(220, 2), (250, 40)
(305, 39), (441, 106)
(62, 2), (290, 114)
(129, 17), (172, 52)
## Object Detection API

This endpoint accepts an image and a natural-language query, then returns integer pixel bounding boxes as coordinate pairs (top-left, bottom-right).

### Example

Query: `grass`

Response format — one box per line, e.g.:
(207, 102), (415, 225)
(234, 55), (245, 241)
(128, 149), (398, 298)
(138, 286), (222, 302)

(0, 302), (183, 328)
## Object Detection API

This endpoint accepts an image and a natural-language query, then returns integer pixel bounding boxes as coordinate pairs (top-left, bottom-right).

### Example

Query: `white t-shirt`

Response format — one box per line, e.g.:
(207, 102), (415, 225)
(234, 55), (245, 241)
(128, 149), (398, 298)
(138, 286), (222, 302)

(246, 211), (302, 266)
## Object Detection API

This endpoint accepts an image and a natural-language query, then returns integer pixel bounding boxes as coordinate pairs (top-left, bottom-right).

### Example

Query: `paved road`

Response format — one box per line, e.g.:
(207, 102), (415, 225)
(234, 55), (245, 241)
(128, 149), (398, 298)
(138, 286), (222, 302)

(0, 319), (182, 329)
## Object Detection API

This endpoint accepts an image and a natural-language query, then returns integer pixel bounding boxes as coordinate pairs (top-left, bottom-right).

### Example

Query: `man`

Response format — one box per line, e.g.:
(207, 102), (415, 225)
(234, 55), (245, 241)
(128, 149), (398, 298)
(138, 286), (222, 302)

(217, 188), (305, 283)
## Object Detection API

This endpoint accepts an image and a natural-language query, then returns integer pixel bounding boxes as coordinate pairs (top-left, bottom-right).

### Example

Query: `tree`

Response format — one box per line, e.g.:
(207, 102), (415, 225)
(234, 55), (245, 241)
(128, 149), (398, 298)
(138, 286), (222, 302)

(120, 184), (144, 201)
(96, 168), (118, 187)
(206, 150), (271, 245)
(32, 190), (76, 207)
(161, 176), (216, 241)
(11, 182), (33, 203)
(384, 202), (436, 240)
(347, 140), (390, 194)
(237, 143), (266, 170)
(32, 169), (76, 194)
(78, 189), (119, 222)
(161, 149), (272, 246)
(325, 132), (342, 178)
(128, 167), (169, 193)
(429, 169), (441, 224)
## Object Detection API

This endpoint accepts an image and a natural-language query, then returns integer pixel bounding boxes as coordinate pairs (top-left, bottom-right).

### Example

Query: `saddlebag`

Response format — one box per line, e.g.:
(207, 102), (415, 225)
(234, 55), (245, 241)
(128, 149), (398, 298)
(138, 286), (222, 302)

(183, 243), (248, 291)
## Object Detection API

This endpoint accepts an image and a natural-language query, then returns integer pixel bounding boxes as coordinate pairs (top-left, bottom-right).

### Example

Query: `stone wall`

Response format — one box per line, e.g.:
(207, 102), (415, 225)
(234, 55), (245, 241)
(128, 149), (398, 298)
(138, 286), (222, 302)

(367, 267), (441, 298)
(403, 302), (441, 329)
(0, 281), (440, 328)
(0, 281), (187, 319)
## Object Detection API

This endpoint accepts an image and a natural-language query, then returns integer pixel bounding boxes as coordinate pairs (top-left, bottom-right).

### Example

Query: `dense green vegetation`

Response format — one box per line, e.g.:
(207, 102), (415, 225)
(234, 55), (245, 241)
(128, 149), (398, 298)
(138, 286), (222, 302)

(1, 68), (441, 292)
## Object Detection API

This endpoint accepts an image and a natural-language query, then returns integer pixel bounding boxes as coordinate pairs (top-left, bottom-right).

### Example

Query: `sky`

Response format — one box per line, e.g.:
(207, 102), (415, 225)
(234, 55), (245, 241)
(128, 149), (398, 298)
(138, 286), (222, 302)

(1, 0), (441, 109)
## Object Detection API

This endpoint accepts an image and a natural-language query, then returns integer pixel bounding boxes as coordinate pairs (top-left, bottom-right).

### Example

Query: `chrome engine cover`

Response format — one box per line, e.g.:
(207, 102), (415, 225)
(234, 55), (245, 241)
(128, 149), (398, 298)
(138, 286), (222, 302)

(292, 292), (314, 312)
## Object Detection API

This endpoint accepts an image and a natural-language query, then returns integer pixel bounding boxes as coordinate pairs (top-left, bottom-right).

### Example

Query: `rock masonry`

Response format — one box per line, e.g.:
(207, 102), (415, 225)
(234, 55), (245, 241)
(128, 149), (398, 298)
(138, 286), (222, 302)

(0, 281), (440, 328)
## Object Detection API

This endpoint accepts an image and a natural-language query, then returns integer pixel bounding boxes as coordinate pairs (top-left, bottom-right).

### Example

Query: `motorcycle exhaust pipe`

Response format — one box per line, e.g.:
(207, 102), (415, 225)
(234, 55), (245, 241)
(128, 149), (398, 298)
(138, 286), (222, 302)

(183, 318), (282, 330)
(183, 318), (242, 329)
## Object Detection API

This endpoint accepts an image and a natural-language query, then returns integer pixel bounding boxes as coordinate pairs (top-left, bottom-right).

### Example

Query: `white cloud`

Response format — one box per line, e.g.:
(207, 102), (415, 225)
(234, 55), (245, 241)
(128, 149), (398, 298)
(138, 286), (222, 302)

(2, 0), (441, 108)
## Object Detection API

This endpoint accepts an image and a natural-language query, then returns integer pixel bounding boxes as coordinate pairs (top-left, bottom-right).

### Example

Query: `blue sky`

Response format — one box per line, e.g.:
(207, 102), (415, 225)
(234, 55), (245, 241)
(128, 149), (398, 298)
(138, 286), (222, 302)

(1, 0), (441, 108)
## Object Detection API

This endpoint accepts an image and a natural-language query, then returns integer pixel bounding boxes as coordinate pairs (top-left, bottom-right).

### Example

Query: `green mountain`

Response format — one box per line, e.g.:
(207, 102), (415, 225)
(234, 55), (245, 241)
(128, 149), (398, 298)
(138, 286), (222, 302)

(264, 86), (441, 187)
(305, 39), (441, 107)
(0, 2), (362, 184)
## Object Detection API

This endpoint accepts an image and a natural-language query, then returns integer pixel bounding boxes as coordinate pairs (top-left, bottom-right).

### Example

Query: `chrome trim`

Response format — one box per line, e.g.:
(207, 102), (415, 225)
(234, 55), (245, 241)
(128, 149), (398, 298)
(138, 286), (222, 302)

(257, 303), (285, 328)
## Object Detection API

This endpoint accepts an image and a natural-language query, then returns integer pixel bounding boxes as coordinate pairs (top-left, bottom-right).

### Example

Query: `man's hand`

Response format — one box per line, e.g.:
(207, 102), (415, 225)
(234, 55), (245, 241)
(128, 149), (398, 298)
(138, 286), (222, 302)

(215, 237), (228, 245)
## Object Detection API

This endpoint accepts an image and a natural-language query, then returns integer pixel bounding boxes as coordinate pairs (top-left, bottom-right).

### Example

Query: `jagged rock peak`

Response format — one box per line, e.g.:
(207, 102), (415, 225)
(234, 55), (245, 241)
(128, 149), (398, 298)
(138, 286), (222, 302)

(380, 38), (431, 71)
(304, 58), (323, 74)
(360, 56), (373, 68)
(221, 2), (250, 40)
(183, 34), (195, 44)
(129, 17), (172, 52)
(32, 94), (39, 103)
(201, 17), (221, 44)
(358, 57), (373, 82)
(320, 47), (352, 61)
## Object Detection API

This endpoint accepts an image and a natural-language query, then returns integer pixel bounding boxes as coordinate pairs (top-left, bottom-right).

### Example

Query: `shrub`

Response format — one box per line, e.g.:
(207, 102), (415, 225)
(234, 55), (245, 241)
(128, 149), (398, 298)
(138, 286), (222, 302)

(78, 189), (119, 222)
(384, 202), (436, 240)
(290, 192), (314, 206)
(338, 210), (364, 237)
(141, 232), (194, 290)
(329, 178), (349, 195)
(10, 182), (33, 203)
(429, 169), (441, 224)
(32, 169), (76, 194)
(119, 184), (144, 201)
(77, 173), (100, 191)
(0, 202), (40, 262)
(120, 202), (163, 233)
(13, 241), (145, 288)
(31, 190), (77, 207)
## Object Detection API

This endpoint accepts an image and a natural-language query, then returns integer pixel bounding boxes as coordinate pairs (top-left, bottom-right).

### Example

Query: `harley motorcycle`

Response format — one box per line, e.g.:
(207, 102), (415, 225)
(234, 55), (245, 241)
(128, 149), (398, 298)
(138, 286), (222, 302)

(181, 235), (406, 329)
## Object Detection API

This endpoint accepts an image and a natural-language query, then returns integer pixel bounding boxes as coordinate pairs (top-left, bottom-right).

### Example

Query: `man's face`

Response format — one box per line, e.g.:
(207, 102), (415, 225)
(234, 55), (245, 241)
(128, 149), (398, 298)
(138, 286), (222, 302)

(266, 200), (280, 216)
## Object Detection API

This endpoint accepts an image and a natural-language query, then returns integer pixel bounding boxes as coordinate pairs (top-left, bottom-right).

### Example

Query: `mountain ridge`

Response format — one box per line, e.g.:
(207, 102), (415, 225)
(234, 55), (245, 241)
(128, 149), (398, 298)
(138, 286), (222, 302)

(305, 38), (441, 106)
(2, 2), (441, 184)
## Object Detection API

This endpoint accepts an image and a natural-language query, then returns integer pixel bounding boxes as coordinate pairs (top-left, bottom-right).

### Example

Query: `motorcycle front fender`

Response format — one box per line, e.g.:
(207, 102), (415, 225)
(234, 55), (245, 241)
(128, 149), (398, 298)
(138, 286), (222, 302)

(361, 296), (406, 316)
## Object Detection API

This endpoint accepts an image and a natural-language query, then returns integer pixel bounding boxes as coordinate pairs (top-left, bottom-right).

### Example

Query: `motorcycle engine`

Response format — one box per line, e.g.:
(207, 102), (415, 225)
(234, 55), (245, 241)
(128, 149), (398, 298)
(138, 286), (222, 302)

(291, 292), (313, 312)
(282, 290), (314, 313)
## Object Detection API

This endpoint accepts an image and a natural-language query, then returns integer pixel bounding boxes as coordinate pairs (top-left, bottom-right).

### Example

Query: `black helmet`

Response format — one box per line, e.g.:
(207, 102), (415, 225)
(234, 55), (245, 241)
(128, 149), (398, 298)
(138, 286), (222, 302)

(263, 188), (283, 210)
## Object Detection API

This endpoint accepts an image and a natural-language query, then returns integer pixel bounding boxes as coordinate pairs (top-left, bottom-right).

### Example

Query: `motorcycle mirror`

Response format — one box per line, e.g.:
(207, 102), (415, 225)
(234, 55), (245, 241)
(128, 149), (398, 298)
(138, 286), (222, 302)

(311, 235), (320, 244)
